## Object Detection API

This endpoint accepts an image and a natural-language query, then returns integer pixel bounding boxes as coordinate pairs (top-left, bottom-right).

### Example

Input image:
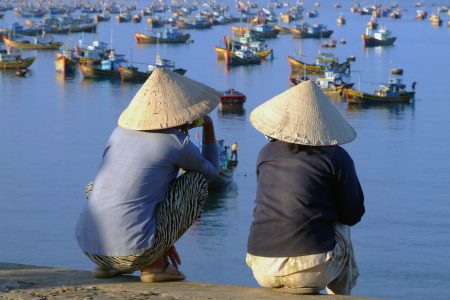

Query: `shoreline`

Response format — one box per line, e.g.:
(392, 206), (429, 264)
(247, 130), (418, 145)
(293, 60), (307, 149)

(0, 262), (379, 299)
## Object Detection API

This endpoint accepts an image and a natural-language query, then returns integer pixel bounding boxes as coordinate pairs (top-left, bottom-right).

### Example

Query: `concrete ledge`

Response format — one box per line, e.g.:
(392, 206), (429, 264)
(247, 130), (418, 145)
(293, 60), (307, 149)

(0, 262), (378, 299)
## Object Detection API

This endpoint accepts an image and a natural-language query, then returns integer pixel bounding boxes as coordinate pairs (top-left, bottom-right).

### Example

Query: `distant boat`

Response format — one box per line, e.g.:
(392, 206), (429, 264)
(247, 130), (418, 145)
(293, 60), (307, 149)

(429, 13), (442, 26)
(224, 49), (262, 66)
(0, 48), (36, 69)
(288, 53), (351, 75)
(55, 45), (78, 75)
(208, 140), (238, 190)
(93, 13), (111, 22)
(314, 69), (354, 93)
(176, 17), (213, 29)
(231, 25), (280, 39)
(362, 26), (396, 47)
(119, 56), (186, 83)
(344, 77), (415, 104)
(219, 88), (246, 109)
(337, 14), (346, 25)
(135, 29), (191, 44)
(415, 10), (428, 20)
(291, 23), (333, 39)
(2, 35), (63, 50)
(79, 50), (126, 79)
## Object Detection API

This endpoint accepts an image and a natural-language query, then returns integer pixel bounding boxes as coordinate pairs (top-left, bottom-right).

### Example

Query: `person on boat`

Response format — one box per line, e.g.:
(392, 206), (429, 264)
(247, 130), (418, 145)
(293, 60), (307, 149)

(412, 81), (417, 91)
(76, 68), (220, 283)
(246, 80), (365, 295)
(230, 142), (238, 162)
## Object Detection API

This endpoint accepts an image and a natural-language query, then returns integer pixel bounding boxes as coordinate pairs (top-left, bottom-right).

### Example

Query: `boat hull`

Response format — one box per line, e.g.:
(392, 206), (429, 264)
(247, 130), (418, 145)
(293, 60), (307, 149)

(0, 56), (36, 69)
(225, 52), (261, 66)
(3, 37), (63, 50)
(291, 28), (333, 39)
(362, 35), (396, 47)
(79, 65), (121, 79)
(55, 56), (77, 75)
(208, 166), (236, 190)
(119, 66), (186, 82)
(345, 88), (415, 104)
(288, 56), (350, 75)
(135, 33), (190, 44)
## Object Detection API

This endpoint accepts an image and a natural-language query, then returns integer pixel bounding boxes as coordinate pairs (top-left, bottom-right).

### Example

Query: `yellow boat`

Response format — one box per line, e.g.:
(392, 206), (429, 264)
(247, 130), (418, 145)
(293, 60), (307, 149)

(215, 45), (272, 60)
(0, 50), (36, 69)
(288, 54), (350, 75)
(2, 36), (63, 50)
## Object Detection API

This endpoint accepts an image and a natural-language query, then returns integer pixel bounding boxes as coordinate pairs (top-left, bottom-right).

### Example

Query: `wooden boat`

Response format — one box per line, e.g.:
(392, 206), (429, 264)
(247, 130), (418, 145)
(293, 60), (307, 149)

(55, 45), (78, 75)
(219, 89), (246, 109)
(362, 26), (396, 47)
(314, 69), (354, 93)
(291, 23), (333, 39)
(344, 78), (415, 104)
(208, 140), (238, 190)
(132, 14), (142, 23)
(93, 13), (111, 22)
(2, 36), (63, 50)
(429, 13), (442, 26)
(135, 29), (190, 44)
(321, 39), (337, 48)
(116, 13), (131, 23)
(232, 25), (280, 39)
(147, 16), (165, 28)
(225, 49), (261, 66)
(119, 56), (186, 83)
(391, 68), (403, 75)
(220, 35), (273, 59)
(79, 50), (125, 79)
(415, 10), (427, 20)
(0, 49), (36, 69)
(288, 53), (351, 75)
(337, 14), (346, 25)
(176, 17), (213, 29)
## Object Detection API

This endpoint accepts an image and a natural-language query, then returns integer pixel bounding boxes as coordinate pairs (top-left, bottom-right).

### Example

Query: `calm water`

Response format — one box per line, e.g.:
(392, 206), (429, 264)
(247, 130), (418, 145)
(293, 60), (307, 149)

(1, 2), (450, 299)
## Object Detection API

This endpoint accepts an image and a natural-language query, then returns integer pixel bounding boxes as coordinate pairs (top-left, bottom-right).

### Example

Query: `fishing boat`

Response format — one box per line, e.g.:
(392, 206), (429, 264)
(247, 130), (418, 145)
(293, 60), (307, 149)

(225, 49), (261, 66)
(314, 69), (354, 93)
(132, 14), (142, 23)
(321, 39), (337, 48)
(429, 13), (442, 26)
(116, 13), (131, 23)
(415, 10), (428, 20)
(54, 45), (78, 76)
(93, 13), (111, 22)
(219, 35), (273, 59)
(391, 68), (403, 75)
(2, 35), (63, 50)
(344, 77), (415, 104)
(291, 23), (333, 39)
(79, 50), (126, 79)
(337, 14), (346, 25)
(176, 17), (213, 29)
(231, 25), (280, 39)
(219, 89), (246, 109)
(0, 48), (36, 69)
(135, 29), (190, 44)
(208, 140), (238, 190)
(288, 53), (351, 75)
(119, 56), (186, 83)
(362, 26), (396, 47)
(147, 16), (165, 28)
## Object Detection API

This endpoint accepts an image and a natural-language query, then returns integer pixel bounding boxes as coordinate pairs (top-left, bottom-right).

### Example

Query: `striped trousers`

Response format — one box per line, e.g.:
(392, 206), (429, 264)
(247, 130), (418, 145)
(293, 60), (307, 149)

(84, 171), (208, 271)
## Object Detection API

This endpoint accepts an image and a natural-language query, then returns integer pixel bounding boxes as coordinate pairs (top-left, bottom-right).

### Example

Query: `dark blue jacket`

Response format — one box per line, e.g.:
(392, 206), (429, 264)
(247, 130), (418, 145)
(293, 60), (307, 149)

(247, 140), (365, 257)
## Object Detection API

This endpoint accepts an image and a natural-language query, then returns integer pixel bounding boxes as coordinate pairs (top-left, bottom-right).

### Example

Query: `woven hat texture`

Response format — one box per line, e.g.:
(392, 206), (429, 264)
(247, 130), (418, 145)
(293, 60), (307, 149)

(250, 80), (356, 146)
(118, 68), (219, 130)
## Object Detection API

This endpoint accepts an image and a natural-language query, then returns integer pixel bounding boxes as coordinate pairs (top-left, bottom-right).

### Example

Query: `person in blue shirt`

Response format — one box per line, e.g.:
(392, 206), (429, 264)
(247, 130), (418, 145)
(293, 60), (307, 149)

(76, 69), (220, 283)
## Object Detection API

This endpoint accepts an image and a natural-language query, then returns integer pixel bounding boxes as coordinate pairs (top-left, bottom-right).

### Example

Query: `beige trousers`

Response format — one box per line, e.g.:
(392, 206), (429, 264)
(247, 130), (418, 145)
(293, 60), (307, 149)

(246, 224), (359, 295)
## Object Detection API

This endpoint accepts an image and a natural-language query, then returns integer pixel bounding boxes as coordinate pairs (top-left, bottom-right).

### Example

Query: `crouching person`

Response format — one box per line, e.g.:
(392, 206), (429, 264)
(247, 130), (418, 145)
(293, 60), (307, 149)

(246, 80), (365, 295)
(76, 69), (220, 283)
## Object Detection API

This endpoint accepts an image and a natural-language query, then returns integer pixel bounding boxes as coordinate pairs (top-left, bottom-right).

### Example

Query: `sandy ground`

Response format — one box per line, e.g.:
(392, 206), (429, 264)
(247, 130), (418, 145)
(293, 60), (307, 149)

(0, 262), (378, 300)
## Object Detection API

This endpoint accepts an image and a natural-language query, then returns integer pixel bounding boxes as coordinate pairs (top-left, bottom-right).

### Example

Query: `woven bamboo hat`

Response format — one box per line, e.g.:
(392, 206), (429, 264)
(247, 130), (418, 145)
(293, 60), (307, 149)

(249, 80), (356, 146)
(118, 68), (220, 130)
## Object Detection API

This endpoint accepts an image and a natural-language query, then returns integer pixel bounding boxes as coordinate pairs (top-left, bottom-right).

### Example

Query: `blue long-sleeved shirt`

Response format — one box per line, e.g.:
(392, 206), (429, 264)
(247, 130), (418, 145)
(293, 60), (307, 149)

(76, 127), (219, 256)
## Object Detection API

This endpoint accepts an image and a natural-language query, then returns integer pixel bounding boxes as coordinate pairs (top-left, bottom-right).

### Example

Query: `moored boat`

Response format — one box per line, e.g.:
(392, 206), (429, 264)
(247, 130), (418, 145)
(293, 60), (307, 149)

(79, 50), (126, 79)
(291, 23), (333, 39)
(208, 140), (238, 190)
(224, 49), (261, 66)
(55, 45), (78, 75)
(362, 26), (396, 47)
(135, 29), (190, 44)
(429, 13), (442, 26)
(344, 77), (415, 104)
(219, 88), (246, 109)
(288, 53), (351, 75)
(2, 35), (63, 50)
(0, 48), (36, 69)
(119, 56), (186, 83)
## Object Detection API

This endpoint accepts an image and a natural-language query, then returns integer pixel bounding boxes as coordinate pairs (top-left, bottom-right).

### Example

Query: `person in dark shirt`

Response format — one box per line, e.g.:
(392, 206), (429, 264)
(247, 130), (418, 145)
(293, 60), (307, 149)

(246, 80), (365, 295)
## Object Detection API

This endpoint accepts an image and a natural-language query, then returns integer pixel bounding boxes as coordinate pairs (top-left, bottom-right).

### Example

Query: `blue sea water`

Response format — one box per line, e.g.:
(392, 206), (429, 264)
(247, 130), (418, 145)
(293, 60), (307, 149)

(1, 1), (449, 299)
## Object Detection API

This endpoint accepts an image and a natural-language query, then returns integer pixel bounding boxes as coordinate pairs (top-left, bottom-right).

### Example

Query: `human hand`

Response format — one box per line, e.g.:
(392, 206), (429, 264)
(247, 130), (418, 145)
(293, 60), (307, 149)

(164, 246), (181, 269)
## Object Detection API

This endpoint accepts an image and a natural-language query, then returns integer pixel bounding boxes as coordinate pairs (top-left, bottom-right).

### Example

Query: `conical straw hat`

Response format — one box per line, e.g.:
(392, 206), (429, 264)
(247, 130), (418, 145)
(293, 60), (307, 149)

(250, 80), (356, 146)
(118, 68), (220, 130)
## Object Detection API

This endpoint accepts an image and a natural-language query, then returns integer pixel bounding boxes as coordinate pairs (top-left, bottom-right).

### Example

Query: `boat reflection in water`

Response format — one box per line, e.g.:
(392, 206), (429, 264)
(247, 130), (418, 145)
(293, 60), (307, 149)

(218, 107), (246, 117)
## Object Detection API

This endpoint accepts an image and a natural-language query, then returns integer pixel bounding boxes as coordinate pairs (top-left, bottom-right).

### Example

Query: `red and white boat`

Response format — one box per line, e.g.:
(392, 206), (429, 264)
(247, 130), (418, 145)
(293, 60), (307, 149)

(219, 89), (246, 109)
